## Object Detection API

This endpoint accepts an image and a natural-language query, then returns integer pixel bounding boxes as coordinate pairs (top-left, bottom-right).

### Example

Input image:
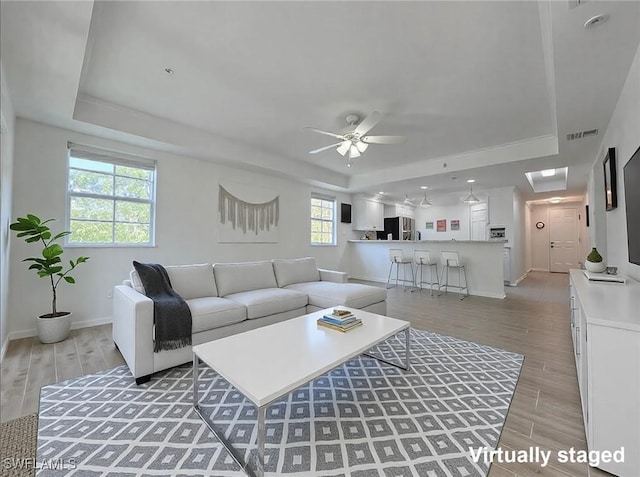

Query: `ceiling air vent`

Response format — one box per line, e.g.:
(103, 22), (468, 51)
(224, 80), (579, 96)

(569, 0), (590, 9)
(567, 129), (598, 141)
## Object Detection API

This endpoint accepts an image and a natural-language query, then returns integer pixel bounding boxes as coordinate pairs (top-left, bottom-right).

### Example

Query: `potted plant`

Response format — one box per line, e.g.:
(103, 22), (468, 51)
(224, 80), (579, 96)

(10, 214), (89, 343)
(585, 247), (606, 273)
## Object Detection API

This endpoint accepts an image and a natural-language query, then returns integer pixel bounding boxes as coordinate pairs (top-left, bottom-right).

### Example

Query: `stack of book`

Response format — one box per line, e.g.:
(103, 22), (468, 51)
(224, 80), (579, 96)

(317, 309), (363, 332)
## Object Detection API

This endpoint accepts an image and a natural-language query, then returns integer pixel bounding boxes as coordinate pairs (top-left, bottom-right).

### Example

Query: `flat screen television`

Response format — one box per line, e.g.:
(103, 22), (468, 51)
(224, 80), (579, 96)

(340, 203), (352, 224)
(624, 145), (640, 265)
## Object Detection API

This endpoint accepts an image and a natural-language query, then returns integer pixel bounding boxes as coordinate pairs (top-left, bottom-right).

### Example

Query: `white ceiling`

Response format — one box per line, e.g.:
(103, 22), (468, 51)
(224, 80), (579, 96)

(2, 1), (639, 204)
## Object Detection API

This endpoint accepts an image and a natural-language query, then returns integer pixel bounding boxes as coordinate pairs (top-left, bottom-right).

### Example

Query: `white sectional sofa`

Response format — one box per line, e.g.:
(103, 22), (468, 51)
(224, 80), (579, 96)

(112, 257), (386, 383)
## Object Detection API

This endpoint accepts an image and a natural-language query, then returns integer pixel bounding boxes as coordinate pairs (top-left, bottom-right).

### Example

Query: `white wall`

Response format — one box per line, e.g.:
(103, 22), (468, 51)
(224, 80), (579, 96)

(588, 158), (607, 261)
(524, 202), (532, 272)
(511, 188), (527, 283)
(8, 119), (354, 339)
(589, 42), (640, 281)
(578, 194), (590, 263)
(415, 203), (471, 240)
(0, 60), (16, 359)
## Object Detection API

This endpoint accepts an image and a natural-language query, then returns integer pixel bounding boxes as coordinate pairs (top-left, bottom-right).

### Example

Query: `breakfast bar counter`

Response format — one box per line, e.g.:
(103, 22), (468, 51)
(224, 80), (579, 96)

(348, 239), (506, 298)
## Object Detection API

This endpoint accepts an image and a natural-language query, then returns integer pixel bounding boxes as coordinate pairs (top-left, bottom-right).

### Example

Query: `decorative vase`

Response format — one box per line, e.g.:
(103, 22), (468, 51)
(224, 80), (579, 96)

(36, 312), (72, 343)
(585, 247), (606, 273)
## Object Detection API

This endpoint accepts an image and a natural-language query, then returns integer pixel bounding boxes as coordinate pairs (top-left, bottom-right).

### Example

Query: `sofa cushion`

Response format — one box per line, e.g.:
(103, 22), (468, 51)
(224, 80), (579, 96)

(165, 263), (217, 299)
(272, 257), (320, 287)
(130, 263), (217, 299)
(186, 297), (246, 333)
(224, 288), (307, 319)
(130, 269), (145, 294)
(214, 261), (278, 297)
(285, 282), (387, 309)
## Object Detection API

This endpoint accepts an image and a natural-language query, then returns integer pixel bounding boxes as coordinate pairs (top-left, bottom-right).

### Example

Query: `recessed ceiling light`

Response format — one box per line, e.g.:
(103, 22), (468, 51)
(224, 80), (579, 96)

(164, 67), (174, 74)
(584, 14), (609, 28)
(420, 186), (428, 189)
(467, 179), (476, 183)
(378, 191), (384, 195)
(541, 169), (556, 177)
(548, 197), (563, 204)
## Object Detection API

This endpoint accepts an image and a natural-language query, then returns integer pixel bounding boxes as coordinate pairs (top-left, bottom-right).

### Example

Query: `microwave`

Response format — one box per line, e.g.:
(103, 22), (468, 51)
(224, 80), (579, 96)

(489, 226), (506, 239)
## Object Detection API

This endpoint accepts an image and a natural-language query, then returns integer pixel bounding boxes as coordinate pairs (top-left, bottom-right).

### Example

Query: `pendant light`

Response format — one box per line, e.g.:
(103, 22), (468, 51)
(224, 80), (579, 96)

(463, 180), (480, 204)
(420, 190), (432, 207)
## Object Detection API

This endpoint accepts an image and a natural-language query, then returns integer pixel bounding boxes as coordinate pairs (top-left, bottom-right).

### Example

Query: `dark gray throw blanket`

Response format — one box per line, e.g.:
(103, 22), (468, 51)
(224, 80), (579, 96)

(133, 261), (192, 352)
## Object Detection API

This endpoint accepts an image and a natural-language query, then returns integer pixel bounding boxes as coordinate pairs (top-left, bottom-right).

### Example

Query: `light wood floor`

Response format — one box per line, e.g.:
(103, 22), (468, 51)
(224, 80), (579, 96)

(0, 271), (611, 476)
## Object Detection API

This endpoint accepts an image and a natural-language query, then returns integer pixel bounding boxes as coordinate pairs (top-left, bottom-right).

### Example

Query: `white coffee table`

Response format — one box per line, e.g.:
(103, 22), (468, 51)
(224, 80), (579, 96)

(192, 307), (410, 477)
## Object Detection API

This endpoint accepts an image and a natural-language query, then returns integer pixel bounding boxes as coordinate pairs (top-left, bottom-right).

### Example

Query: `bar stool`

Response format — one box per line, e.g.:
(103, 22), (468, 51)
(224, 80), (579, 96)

(438, 251), (469, 300)
(412, 250), (439, 296)
(387, 249), (414, 290)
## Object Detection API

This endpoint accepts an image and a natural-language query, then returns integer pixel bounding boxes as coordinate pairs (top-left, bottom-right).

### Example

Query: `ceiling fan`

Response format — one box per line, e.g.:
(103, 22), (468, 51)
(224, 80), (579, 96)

(306, 111), (406, 167)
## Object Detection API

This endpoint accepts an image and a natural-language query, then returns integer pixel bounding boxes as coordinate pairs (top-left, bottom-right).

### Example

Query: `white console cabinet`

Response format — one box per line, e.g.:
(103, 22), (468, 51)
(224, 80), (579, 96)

(569, 270), (640, 477)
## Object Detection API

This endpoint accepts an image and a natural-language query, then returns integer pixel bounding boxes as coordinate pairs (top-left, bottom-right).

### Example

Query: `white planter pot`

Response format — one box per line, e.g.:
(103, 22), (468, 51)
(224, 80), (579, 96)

(585, 260), (606, 273)
(37, 312), (72, 344)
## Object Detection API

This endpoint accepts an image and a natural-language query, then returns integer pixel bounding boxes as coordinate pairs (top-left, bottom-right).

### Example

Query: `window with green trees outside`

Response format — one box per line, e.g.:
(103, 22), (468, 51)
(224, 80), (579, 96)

(310, 194), (336, 245)
(67, 150), (156, 246)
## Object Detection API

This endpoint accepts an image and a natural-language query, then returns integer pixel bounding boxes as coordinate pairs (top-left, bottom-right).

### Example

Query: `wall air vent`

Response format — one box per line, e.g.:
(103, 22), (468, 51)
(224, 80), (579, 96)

(567, 129), (598, 141)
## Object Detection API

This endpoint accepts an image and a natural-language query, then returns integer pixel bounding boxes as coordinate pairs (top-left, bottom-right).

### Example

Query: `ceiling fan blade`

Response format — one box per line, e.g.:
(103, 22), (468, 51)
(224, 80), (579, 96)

(304, 127), (345, 140)
(362, 135), (407, 145)
(354, 111), (381, 135)
(309, 142), (343, 154)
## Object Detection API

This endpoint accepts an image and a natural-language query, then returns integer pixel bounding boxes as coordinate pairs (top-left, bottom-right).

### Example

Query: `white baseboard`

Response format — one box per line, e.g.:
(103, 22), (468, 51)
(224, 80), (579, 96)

(7, 315), (112, 341)
(513, 272), (528, 285)
(530, 268), (549, 272)
(350, 275), (506, 299)
(507, 272), (528, 287)
(0, 336), (8, 362)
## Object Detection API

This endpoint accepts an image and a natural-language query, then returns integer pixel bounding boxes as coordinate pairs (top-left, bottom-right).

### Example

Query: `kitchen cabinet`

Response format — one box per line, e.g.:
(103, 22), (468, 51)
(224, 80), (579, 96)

(568, 270), (640, 477)
(353, 198), (384, 231)
(384, 204), (415, 219)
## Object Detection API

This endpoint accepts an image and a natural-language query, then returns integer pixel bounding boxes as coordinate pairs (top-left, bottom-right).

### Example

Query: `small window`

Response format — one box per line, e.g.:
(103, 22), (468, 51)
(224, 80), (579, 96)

(67, 146), (156, 246)
(310, 194), (336, 245)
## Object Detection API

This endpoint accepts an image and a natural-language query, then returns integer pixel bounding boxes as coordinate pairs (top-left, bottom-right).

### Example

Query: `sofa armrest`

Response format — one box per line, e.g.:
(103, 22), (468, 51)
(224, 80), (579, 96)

(318, 268), (348, 283)
(112, 285), (154, 379)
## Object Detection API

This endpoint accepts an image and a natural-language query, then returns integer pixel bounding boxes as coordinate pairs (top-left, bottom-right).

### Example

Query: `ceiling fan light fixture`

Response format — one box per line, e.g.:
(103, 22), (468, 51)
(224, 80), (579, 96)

(355, 141), (368, 153)
(336, 141), (350, 156)
(349, 145), (361, 158)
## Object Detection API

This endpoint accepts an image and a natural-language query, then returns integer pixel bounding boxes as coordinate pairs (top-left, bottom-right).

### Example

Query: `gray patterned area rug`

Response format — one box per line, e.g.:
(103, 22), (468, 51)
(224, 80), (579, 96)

(37, 328), (523, 477)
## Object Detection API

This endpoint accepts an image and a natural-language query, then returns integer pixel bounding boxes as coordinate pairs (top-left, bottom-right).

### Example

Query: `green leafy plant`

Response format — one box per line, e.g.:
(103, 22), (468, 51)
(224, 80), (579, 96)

(587, 247), (603, 263)
(10, 214), (89, 318)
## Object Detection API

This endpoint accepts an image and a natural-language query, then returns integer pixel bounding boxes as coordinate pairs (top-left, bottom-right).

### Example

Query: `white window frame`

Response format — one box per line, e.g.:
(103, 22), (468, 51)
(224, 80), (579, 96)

(66, 143), (157, 247)
(310, 193), (337, 246)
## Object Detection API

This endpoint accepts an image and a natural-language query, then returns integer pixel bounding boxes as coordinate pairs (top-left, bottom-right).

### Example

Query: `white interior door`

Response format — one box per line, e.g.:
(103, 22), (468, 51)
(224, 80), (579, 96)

(471, 205), (488, 241)
(549, 208), (579, 273)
